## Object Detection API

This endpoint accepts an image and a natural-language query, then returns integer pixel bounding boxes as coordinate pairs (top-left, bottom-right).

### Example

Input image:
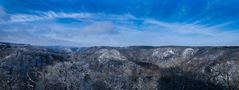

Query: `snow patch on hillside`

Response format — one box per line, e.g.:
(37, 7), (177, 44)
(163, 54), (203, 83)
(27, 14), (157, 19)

(152, 48), (175, 59)
(182, 48), (195, 58)
(96, 49), (127, 61)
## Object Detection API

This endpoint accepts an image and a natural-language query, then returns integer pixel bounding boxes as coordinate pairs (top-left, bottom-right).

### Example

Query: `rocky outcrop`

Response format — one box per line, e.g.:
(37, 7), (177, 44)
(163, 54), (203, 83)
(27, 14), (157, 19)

(0, 42), (239, 90)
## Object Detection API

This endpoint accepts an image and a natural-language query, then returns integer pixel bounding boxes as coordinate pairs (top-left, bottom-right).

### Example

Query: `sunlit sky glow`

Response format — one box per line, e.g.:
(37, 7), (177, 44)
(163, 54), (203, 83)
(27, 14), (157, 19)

(0, 0), (239, 46)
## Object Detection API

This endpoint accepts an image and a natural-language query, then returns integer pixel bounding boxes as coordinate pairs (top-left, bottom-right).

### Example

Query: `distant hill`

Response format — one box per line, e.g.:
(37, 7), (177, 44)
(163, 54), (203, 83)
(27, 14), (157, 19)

(0, 42), (239, 90)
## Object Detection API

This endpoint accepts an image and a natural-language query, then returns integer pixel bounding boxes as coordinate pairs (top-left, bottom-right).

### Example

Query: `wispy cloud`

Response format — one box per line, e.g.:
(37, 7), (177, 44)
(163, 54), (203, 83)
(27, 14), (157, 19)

(143, 19), (236, 37)
(9, 11), (92, 23)
(0, 10), (239, 46)
(5, 11), (137, 24)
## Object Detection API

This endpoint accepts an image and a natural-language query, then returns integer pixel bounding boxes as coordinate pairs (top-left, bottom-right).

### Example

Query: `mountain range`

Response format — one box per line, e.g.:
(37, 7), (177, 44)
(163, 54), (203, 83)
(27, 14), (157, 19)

(0, 42), (239, 90)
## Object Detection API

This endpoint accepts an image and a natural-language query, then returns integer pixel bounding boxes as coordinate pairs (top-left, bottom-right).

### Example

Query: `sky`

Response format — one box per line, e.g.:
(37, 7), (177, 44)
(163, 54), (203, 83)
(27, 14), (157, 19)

(0, 0), (239, 46)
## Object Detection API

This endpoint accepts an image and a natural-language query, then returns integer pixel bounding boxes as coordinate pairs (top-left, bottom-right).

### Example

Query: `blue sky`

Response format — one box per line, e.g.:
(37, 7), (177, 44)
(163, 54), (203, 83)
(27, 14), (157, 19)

(0, 0), (239, 46)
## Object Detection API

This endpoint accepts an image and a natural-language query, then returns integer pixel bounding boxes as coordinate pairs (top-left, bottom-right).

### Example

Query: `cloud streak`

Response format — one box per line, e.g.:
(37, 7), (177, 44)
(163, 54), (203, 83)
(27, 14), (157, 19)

(1, 11), (238, 46)
(0, 0), (239, 46)
(1, 11), (137, 24)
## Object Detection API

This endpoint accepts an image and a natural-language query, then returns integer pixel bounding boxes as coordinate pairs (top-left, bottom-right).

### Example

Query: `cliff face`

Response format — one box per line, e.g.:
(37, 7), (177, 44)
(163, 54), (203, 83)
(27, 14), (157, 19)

(0, 42), (239, 90)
